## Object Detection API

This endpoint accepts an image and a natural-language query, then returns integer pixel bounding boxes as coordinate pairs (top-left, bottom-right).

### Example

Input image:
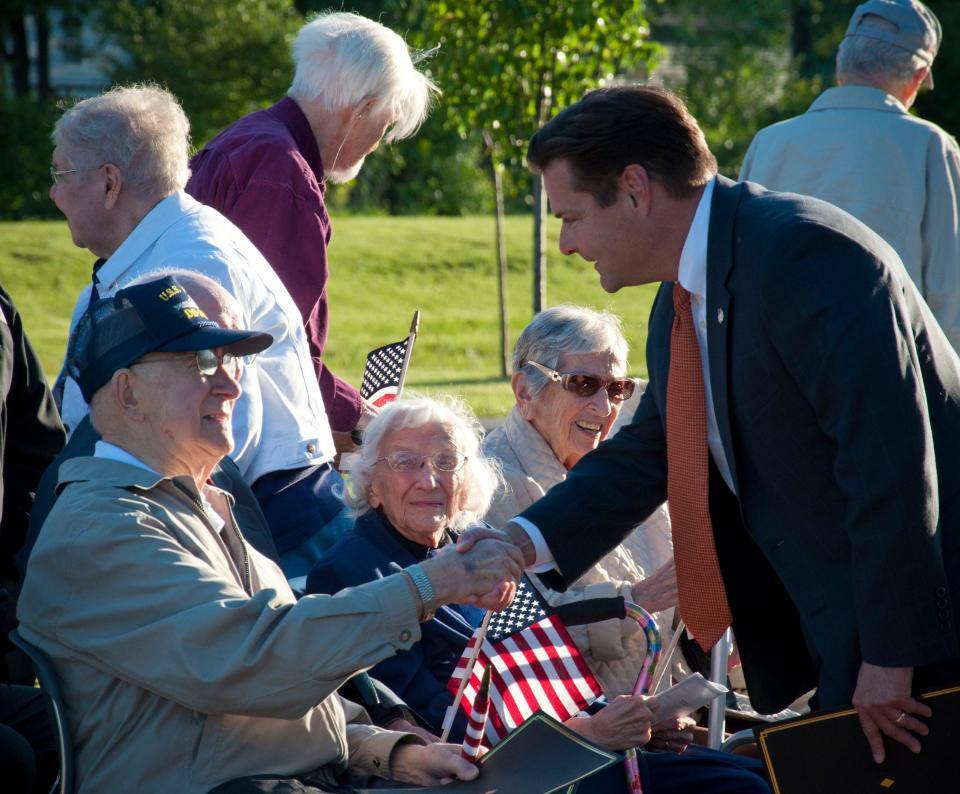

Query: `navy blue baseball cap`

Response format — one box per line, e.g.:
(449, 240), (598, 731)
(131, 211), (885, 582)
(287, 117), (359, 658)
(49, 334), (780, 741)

(68, 275), (273, 401)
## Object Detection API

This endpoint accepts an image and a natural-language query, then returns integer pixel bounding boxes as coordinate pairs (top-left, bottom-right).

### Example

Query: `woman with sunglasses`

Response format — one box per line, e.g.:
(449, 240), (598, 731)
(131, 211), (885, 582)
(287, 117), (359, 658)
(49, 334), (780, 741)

(483, 306), (684, 726)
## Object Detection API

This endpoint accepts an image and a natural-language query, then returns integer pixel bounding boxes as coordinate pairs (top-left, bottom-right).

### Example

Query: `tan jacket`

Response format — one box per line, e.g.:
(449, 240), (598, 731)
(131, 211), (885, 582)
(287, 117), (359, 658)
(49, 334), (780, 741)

(482, 407), (678, 696)
(17, 456), (424, 794)
(740, 86), (960, 352)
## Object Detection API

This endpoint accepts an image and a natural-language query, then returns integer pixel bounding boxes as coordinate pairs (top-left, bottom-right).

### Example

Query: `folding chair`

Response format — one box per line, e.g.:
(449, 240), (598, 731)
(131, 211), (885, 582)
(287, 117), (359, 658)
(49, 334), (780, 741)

(9, 629), (73, 794)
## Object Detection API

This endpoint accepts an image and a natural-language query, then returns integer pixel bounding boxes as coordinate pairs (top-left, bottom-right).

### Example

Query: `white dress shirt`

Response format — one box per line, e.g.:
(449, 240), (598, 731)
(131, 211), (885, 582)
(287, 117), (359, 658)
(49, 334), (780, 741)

(517, 177), (735, 569)
(59, 192), (335, 483)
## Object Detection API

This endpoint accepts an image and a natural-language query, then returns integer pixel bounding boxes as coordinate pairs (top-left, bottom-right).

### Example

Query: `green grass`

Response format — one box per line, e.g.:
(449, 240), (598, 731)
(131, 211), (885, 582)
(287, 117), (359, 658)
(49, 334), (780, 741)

(0, 216), (659, 416)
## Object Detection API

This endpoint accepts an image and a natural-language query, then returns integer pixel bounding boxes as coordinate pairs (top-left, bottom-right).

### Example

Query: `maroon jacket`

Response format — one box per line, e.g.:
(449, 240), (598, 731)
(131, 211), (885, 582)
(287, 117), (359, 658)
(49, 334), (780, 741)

(187, 97), (361, 431)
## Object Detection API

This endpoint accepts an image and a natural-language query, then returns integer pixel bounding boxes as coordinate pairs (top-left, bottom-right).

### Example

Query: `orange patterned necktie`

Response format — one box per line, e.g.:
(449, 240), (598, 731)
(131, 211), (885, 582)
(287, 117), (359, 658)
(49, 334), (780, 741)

(666, 283), (732, 650)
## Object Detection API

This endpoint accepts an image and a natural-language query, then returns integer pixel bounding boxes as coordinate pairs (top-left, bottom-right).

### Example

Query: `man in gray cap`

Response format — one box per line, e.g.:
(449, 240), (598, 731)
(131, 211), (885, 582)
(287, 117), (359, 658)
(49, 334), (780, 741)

(740, 1), (960, 351)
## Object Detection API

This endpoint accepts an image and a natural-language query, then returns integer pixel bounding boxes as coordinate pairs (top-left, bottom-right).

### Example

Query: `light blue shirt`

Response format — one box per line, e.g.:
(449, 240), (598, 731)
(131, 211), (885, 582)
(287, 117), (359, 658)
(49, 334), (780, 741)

(59, 192), (335, 483)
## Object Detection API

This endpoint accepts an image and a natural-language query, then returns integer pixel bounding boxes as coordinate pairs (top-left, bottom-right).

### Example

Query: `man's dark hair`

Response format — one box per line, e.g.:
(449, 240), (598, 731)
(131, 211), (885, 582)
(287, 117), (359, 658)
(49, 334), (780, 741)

(527, 85), (717, 205)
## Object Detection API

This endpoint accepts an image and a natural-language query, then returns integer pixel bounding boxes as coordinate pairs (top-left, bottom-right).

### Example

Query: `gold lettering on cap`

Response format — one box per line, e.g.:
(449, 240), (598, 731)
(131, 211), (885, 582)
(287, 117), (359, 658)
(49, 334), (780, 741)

(158, 285), (184, 301)
(182, 307), (209, 320)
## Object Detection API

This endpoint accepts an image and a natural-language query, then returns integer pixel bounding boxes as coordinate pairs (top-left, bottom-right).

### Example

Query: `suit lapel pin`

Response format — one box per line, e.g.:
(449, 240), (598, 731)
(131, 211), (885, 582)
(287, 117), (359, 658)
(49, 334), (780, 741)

(717, 307), (725, 324)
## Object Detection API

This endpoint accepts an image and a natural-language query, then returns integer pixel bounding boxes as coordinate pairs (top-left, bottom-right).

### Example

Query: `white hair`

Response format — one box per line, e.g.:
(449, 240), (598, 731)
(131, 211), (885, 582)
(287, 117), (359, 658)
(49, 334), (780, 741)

(289, 11), (439, 142)
(837, 32), (928, 88)
(346, 395), (502, 531)
(512, 305), (629, 398)
(52, 84), (191, 199)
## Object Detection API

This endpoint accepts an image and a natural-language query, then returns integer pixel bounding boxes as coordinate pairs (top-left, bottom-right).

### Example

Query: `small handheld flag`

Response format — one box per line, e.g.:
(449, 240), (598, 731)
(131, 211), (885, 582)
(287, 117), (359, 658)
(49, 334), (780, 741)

(447, 577), (603, 749)
(461, 665), (491, 762)
(359, 311), (419, 408)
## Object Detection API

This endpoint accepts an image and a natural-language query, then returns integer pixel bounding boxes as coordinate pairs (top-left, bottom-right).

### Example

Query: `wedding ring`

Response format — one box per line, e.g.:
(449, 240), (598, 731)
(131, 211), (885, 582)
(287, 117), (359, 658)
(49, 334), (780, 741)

(894, 711), (907, 724)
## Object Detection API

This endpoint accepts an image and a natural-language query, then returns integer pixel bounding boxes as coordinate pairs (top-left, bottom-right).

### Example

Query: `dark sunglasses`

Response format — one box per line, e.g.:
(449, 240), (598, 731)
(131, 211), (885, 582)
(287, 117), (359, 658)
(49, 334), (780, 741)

(526, 360), (635, 402)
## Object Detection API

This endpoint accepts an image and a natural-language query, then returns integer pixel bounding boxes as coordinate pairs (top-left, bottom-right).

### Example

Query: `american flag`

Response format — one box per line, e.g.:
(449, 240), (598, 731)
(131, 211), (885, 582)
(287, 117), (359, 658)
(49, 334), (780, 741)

(448, 578), (603, 749)
(460, 665), (490, 761)
(359, 338), (409, 408)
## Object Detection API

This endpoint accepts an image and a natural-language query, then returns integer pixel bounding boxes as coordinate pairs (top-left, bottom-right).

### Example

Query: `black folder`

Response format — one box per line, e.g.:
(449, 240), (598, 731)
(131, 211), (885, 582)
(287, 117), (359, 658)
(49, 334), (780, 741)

(757, 685), (960, 794)
(357, 711), (620, 794)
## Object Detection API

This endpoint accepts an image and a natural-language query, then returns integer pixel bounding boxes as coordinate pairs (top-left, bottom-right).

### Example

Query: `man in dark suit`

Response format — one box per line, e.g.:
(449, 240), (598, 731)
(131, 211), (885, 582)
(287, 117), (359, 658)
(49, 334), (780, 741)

(462, 85), (960, 764)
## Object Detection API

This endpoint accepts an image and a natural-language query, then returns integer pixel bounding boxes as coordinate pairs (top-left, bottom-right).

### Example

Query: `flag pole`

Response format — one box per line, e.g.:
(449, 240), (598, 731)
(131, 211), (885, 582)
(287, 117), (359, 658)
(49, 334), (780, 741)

(396, 310), (420, 398)
(440, 609), (493, 742)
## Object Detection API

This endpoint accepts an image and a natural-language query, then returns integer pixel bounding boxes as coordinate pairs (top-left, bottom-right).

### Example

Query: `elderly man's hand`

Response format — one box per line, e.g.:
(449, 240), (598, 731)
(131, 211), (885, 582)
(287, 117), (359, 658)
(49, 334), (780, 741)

(389, 741), (478, 786)
(423, 538), (523, 611)
(630, 560), (678, 614)
(852, 662), (930, 763)
(565, 694), (658, 751)
(456, 520), (537, 567)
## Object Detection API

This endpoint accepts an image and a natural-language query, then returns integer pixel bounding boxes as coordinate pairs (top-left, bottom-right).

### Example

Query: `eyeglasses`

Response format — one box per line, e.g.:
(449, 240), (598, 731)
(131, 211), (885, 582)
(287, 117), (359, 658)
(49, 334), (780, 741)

(133, 349), (255, 379)
(525, 360), (635, 402)
(377, 449), (467, 473)
(49, 166), (87, 185)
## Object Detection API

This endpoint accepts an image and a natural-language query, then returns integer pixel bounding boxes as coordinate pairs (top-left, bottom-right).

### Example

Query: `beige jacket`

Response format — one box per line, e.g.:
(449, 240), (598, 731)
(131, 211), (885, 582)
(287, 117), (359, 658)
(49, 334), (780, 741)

(17, 456), (424, 794)
(741, 86), (960, 352)
(482, 407), (677, 696)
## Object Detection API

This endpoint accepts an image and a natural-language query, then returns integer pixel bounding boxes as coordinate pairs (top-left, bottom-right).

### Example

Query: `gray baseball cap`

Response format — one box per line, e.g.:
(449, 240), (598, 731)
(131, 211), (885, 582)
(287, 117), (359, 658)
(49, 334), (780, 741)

(845, 0), (941, 88)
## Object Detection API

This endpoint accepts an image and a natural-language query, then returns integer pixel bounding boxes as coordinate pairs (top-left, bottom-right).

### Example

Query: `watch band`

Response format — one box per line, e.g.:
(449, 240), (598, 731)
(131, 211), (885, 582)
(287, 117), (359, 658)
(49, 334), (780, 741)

(405, 563), (437, 622)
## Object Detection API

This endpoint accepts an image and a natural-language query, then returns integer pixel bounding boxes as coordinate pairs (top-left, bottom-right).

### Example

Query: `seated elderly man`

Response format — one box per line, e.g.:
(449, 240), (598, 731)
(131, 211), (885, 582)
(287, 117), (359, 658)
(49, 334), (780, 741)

(49, 84), (346, 577)
(483, 306), (681, 702)
(17, 277), (523, 794)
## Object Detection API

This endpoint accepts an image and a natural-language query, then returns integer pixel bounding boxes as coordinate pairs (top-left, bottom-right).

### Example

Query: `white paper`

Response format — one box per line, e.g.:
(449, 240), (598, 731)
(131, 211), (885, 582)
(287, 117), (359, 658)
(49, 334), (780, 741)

(647, 673), (728, 722)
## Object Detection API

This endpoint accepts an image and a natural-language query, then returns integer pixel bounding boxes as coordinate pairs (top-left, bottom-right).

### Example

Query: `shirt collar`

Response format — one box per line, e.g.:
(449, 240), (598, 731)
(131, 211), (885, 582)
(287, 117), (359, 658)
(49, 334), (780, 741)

(676, 176), (716, 301)
(275, 96), (325, 188)
(809, 85), (907, 115)
(94, 440), (157, 474)
(96, 192), (196, 291)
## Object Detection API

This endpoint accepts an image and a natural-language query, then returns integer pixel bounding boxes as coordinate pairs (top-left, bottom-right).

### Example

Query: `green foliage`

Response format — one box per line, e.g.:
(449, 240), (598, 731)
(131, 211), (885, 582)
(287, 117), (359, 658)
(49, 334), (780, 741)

(652, 0), (850, 177)
(914, 1), (960, 138)
(0, 216), (658, 416)
(325, 113), (493, 216)
(0, 97), (61, 219)
(420, 0), (660, 202)
(96, 0), (301, 146)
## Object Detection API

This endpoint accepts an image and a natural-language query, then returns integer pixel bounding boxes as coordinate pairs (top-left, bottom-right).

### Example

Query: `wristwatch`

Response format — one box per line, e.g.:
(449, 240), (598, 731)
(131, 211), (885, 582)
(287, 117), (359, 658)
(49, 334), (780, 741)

(405, 563), (437, 622)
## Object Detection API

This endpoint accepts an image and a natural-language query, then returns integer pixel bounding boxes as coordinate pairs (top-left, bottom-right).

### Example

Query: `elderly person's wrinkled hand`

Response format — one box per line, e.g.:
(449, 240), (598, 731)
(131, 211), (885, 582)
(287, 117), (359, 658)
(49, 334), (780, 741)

(425, 538), (523, 610)
(630, 559), (678, 613)
(456, 520), (537, 567)
(389, 741), (479, 786)
(566, 694), (658, 751)
(647, 715), (696, 754)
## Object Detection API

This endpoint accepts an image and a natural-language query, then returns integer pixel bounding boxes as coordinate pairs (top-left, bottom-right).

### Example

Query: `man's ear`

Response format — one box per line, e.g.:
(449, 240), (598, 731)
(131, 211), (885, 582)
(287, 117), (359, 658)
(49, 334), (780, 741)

(354, 96), (377, 121)
(111, 368), (145, 421)
(621, 164), (652, 214)
(101, 164), (123, 210)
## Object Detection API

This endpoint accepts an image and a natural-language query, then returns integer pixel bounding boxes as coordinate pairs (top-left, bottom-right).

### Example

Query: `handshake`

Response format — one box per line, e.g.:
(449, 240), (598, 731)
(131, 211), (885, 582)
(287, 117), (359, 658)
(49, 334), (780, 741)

(417, 522), (534, 611)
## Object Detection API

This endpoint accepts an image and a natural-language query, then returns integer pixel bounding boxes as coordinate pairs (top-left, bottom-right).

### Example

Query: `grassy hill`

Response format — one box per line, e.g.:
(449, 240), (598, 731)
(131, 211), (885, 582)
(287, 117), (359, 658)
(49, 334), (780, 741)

(0, 216), (659, 417)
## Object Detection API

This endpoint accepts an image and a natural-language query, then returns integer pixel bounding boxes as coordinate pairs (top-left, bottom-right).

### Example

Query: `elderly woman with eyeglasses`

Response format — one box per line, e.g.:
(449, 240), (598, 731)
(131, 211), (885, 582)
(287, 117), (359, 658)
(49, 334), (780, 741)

(482, 306), (683, 727)
(306, 396), (504, 742)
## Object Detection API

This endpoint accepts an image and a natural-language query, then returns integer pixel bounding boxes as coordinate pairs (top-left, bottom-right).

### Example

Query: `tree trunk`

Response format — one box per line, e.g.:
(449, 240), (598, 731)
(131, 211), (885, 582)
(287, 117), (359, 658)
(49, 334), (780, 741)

(483, 131), (510, 378)
(790, 0), (813, 77)
(531, 68), (553, 315)
(35, 8), (50, 100)
(6, 14), (30, 98)
(532, 172), (547, 314)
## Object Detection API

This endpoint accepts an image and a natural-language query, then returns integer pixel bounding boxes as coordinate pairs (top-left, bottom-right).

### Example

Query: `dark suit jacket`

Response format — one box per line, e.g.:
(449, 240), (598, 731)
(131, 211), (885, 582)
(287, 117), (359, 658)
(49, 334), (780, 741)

(524, 176), (960, 713)
(307, 510), (484, 739)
